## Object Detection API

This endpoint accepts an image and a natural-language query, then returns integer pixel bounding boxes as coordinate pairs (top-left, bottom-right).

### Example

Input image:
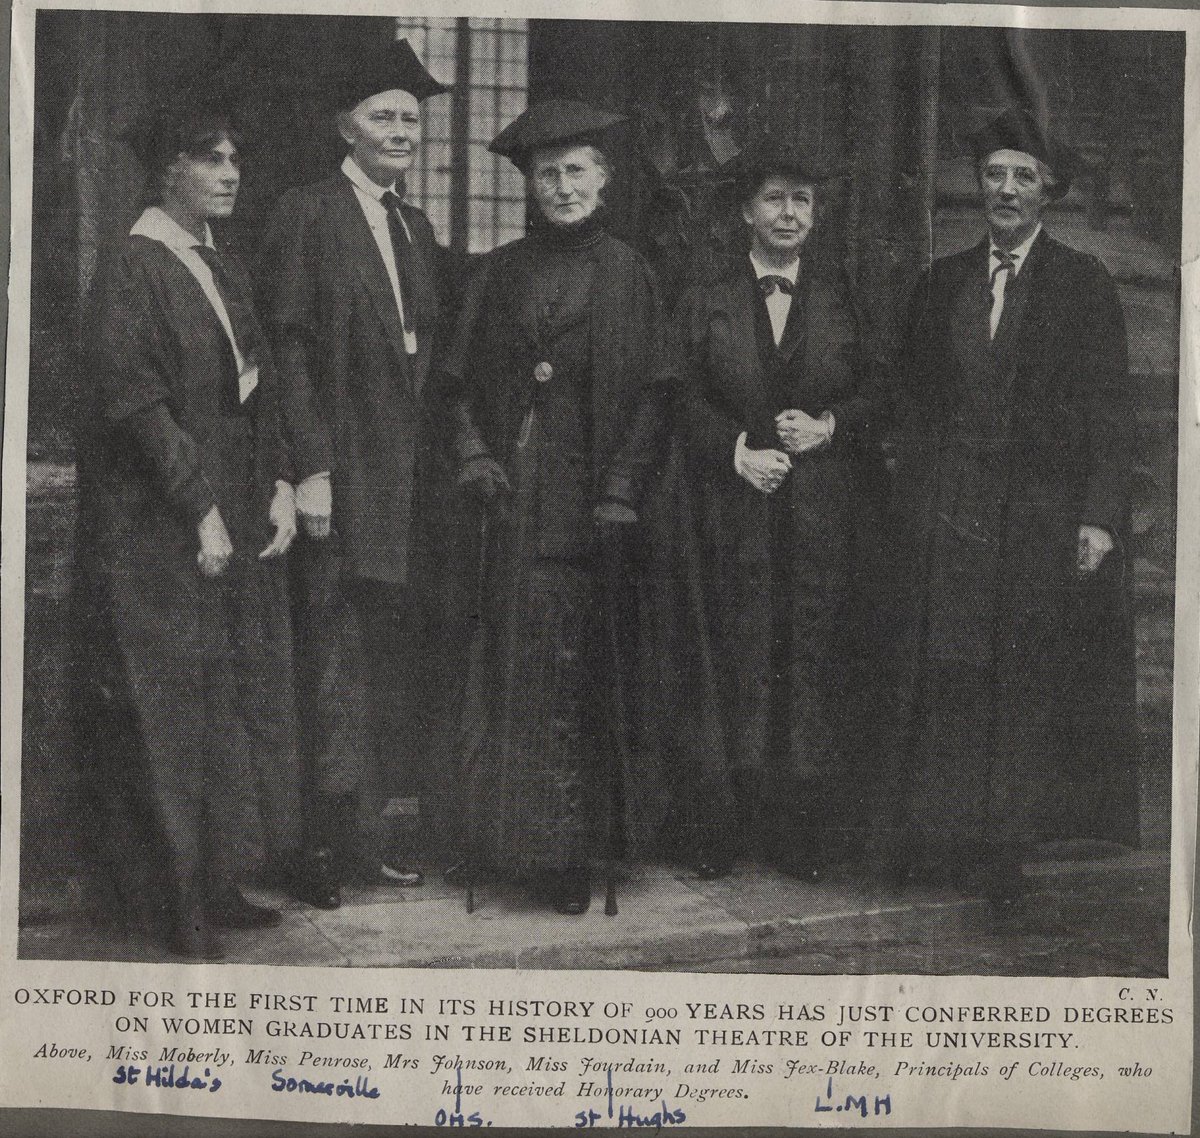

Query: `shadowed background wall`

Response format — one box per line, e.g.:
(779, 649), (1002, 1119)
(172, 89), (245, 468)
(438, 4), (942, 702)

(19, 12), (1182, 920)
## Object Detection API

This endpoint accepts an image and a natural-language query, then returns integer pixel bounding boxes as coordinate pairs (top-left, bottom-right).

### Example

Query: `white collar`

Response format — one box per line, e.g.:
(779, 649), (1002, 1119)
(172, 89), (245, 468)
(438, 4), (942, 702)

(342, 154), (396, 201)
(748, 251), (800, 284)
(130, 206), (212, 251)
(989, 224), (1042, 273)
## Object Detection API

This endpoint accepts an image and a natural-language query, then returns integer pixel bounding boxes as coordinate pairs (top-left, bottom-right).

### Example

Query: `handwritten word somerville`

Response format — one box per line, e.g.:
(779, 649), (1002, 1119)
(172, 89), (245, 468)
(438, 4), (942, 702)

(270, 1070), (380, 1099)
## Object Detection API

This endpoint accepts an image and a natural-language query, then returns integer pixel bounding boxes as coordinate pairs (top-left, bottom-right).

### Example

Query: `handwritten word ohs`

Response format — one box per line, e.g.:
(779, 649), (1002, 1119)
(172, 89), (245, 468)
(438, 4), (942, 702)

(435, 1063), (492, 1126)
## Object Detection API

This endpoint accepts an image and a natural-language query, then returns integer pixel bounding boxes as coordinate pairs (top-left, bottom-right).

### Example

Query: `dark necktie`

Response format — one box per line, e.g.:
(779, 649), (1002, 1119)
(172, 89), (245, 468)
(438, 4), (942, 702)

(192, 244), (261, 411)
(758, 274), (794, 297)
(989, 250), (1017, 339)
(381, 189), (422, 336)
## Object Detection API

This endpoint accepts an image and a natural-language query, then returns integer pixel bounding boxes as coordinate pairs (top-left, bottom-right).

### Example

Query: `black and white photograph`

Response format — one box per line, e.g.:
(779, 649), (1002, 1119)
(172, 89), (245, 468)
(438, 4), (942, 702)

(10, 7), (1187, 984)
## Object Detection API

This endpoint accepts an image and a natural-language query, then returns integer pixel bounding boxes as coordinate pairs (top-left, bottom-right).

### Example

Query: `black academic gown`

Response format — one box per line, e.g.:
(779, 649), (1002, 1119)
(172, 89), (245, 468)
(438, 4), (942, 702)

(256, 174), (448, 867)
(672, 256), (890, 857)
(435, 220), (672, 877)
(74, 233), (297, 928)
(881, 231), (1138, 854)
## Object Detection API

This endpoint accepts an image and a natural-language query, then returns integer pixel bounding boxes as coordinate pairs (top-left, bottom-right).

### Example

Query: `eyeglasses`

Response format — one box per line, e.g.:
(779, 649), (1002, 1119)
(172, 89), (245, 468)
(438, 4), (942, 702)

(532, 165), (594, 193)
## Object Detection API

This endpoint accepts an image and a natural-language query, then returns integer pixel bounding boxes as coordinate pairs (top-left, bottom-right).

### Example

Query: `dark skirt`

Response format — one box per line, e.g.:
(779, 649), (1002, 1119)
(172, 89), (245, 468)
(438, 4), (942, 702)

(455, 410), (603, 878)
(73, 546), (298, 929)
(686, 448), (857, 857)
(482, 556), (599, 874)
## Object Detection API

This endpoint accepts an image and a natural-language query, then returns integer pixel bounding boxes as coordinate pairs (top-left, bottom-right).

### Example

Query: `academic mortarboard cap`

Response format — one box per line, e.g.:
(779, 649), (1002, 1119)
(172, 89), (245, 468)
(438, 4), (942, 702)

(321, 38), (449, 109)
(488, 100), (627, 174)
(718, 136), (844, 202)
(965, 107), (1075, 199)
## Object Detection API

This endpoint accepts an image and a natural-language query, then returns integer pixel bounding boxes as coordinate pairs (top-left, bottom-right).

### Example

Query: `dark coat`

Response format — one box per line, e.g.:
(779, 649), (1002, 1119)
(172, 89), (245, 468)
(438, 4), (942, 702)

(442, 230), (670, 507)
(885, 230), (1138, 844)
(256, 174), (444, 586)
(432, 227), (675, 865)
(74, 233), (299, 898)
(78, 235), (286, 653)
(671, 257), (890, 828)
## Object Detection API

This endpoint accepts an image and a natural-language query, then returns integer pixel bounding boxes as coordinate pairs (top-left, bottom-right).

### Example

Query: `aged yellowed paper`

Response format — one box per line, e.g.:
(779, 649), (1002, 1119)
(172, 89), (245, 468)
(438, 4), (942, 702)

(1, 0), (1195, 1131)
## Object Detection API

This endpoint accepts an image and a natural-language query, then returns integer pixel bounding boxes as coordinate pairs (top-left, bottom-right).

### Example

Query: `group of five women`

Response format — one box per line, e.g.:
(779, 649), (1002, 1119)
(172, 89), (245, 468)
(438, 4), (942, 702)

(79, 41), (959, 956)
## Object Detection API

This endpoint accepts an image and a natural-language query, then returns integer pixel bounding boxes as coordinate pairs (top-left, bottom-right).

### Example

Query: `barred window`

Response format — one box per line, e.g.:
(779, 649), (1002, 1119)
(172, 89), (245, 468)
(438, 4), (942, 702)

(395, 17), (528, 254)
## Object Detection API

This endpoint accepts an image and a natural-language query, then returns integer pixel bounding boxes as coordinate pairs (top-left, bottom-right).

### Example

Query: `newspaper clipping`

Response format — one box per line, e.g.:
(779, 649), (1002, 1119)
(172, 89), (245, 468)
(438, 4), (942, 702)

(2, 0), (1196, 1131)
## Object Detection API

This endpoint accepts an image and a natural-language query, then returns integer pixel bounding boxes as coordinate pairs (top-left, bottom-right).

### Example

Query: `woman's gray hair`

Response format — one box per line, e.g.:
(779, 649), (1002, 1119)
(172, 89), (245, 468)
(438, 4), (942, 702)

(526, 143), (614, 184)
(1036, 158), (1058, 192)
(975, 154), (1058, 192)
(739, 172), (824, 230)
(582, 145), (613, 183)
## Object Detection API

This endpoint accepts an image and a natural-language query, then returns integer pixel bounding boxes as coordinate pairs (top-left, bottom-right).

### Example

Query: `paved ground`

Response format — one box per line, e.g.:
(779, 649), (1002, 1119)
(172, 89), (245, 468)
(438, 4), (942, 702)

(17, 463), (1177, 979)
(20, 845), (1169, 976)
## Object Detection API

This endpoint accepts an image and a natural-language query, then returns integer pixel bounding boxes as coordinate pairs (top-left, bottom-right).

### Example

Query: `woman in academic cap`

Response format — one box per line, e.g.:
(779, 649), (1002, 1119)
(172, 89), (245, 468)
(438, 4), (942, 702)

(436, 100), (673, 915)
(877, 108), (1135, 900)
(75, 93), (297, 957)
(671, 139), (890, 881)
(256, 40), (450, 909)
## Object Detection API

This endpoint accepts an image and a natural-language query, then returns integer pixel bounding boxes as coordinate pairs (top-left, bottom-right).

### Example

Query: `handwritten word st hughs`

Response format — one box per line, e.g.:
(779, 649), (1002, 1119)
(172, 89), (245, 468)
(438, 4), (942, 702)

(576, 1103), (687, 1129)
(271, 1070), (380, 1099)
(576, 1073), (685, 1130)
(113, 1064), (222, 1092)
(815, 1078), (892, 1119)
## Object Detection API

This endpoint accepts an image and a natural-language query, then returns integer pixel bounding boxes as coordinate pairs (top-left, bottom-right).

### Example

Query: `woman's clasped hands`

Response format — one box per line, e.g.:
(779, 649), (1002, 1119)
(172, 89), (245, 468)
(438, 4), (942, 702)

(735, 433), (791, 495)
(775, 407), (833, 455)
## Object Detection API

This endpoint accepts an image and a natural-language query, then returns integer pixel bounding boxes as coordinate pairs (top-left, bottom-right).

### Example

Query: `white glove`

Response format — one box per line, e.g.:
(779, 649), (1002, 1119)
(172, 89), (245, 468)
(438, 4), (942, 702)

(775, 408), (834, 454)
(296, 472), (332, 540)
(197, 505), (233, 578)
(1077, 524), (1114, 574)
(260, 480), (297, 560)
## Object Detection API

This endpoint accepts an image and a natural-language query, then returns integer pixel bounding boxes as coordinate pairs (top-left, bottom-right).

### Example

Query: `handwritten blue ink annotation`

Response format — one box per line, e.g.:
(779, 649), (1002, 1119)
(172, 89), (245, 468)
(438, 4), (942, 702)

(435, 1061), (492, 1125)
(814, 1077), (891, 1118)
(575, 1066), (687, 1128)
(271, 1070), (380, 1099)
(113, 1064), (221, 1092)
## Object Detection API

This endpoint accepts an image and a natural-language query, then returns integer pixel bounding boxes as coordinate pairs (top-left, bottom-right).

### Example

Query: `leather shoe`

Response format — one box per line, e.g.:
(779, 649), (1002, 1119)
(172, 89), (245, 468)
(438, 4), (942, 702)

(552, 867), (591, 915)
(443, 862), (469, 888)
(207, 887), (282, 930)
(290, 849), (341, 910)
(378, 863), (425, 888)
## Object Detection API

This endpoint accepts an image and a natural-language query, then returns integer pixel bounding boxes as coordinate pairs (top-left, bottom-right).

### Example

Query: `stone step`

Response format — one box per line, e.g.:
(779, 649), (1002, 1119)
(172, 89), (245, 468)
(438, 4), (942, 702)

(19, 850), (1170, 973)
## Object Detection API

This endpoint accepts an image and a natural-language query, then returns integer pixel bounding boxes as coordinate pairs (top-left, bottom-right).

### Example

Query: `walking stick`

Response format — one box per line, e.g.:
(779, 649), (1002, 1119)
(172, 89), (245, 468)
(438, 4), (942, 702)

(598, 528), (631, 917)
(464, 508), (489, 915)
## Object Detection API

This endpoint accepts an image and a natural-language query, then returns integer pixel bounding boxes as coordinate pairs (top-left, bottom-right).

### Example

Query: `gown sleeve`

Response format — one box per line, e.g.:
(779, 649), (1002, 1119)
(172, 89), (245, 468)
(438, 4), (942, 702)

(675, 284), (745, 470)
(256, 188), (334, 482)
(430, 257), (495, 467)
(602, 255), (674, 507)
(89, 247), (216, 525)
